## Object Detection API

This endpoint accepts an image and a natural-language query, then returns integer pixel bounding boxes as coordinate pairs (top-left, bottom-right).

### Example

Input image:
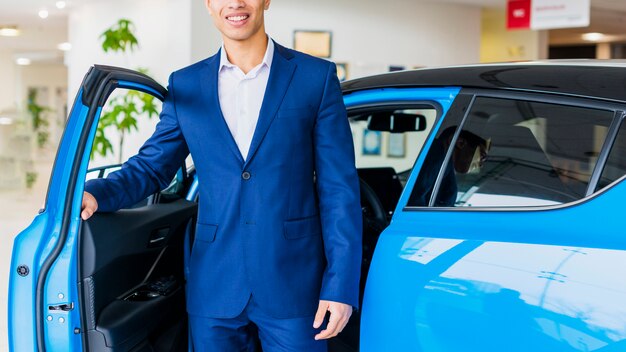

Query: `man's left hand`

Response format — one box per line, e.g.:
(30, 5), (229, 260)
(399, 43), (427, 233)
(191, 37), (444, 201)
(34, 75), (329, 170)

(313, 300), (353, 340)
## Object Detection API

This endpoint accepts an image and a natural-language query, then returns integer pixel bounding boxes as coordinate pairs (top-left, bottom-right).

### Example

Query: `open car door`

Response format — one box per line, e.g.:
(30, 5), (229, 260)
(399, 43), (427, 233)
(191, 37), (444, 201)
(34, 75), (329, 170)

(9, 66), (197, 352)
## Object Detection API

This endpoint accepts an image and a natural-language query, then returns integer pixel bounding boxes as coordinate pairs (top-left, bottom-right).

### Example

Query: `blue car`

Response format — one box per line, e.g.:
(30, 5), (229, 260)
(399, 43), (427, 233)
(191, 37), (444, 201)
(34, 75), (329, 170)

(9, 62), (626, 351)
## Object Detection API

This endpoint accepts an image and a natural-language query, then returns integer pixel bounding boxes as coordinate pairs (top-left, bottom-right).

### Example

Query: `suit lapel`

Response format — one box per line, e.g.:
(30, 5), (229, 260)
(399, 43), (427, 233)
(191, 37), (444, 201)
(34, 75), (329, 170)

(200, 51), (245, 164)
(244, 43), (296, 166)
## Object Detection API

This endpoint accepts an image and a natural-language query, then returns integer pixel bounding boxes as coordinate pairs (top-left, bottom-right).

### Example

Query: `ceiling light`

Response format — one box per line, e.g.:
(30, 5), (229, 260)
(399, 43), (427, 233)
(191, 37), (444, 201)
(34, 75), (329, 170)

(56, 1), (67, 9)
(0, 117), (13, 125)
(38, 9), (49, 19)
(582, 32), (605, 41)
(0, 26), (20, 37)
(57, 42), (72, 51)
(16, 58), (31, 66)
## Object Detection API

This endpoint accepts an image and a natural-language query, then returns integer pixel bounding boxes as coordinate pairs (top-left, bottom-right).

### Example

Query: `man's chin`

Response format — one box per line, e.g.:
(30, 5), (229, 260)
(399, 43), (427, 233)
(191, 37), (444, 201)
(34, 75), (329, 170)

(221, 26), (265, 43)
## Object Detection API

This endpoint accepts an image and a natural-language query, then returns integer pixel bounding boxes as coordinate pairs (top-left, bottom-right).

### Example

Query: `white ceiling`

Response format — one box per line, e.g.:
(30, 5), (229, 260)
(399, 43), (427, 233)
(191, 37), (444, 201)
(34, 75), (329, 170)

(0, 0), (73, 27)
(0, 0), (75, 63)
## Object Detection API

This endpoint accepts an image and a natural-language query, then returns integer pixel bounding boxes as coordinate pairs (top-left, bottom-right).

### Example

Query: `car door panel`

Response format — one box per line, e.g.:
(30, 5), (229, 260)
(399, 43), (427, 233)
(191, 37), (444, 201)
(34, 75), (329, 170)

(412, 240), (626, 352)
(8, 66), (198, 352)
(362, 180), (626, 351)
(80, 199), (196, 351)
(10, 90), (93, 352)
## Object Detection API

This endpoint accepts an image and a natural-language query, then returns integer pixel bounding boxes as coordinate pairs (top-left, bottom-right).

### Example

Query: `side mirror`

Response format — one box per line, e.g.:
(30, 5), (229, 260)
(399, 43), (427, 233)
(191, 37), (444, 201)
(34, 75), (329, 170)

(368, 112), (427, 133)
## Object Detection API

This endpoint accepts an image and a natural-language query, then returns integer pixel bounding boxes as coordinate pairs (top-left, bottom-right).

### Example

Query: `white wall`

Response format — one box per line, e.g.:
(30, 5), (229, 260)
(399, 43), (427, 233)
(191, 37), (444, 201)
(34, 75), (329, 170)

(190, 0), (223, 63)
(43, 0), (484, 108)
(0, 19), (67, 113)
(20, 64), (68, 148)
(0, 51), (17, 114)
(190, 0), (483, 76)
(265, 0), (482, 78)
(67, 0), (192, 166)
(67, 0), (192, 92)
(68, 0), (483, 166)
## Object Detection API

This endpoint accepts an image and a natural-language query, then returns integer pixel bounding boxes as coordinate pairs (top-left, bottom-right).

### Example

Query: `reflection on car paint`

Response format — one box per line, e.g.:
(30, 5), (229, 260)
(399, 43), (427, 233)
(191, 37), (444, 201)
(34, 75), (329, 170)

(380, 238), (626, 351)
(399, 237), (464, 265)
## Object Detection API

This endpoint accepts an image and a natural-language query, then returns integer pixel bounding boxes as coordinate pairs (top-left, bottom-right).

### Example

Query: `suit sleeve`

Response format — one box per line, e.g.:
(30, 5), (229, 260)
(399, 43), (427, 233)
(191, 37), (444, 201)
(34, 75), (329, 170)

(314, 62), (363, 308)
(85, 73), (190, 212)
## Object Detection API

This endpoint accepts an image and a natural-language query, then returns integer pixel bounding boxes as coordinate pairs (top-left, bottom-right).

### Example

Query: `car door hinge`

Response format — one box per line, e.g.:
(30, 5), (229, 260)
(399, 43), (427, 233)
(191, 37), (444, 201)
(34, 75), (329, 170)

(48, 302), (74, 312)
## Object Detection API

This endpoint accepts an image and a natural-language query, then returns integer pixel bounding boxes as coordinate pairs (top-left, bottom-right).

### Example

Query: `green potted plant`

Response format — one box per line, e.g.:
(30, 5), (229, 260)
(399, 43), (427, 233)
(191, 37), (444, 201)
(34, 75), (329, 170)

(92, 19), (159, 162)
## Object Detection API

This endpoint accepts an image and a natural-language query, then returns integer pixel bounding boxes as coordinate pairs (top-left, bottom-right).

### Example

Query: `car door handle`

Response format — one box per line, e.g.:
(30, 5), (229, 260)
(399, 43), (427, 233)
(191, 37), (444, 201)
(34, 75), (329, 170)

(149, 227), (170, 247)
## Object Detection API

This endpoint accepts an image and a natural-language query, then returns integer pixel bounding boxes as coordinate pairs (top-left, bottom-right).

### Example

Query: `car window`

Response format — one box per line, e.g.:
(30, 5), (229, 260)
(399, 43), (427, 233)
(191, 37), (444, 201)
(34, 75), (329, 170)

(84, 88), (189, 205)
(350, 106), (437, 185)
(596, 119), (626, 191)
(408, 96), (614, 208)
(86, 88), (161, 172)
(85, 165), (122, 180)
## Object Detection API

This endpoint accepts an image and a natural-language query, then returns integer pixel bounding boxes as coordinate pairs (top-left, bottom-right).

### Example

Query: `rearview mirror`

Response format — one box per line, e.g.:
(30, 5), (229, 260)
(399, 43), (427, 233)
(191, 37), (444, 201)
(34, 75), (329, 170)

(367, 112), (427, 133)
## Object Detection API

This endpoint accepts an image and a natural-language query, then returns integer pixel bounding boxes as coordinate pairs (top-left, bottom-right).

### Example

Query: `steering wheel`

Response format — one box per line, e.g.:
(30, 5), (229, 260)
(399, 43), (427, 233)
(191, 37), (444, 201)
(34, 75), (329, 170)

(359, 178), (387, 230)
(359, 178), (387, 236)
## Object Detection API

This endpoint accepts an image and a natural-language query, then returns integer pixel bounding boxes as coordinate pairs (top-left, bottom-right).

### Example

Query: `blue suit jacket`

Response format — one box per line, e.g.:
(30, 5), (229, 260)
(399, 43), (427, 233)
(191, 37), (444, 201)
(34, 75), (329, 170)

(85, 42), (362, 319)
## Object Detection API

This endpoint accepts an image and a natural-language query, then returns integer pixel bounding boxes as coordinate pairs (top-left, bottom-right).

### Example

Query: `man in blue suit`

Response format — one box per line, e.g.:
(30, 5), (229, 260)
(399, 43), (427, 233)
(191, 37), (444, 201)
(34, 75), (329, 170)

(81, 0), (362, 350)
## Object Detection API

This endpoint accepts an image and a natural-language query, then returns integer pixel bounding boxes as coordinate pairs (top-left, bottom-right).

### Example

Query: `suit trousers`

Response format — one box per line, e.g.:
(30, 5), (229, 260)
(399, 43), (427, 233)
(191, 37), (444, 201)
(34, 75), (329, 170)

(189, 295), (328, 352)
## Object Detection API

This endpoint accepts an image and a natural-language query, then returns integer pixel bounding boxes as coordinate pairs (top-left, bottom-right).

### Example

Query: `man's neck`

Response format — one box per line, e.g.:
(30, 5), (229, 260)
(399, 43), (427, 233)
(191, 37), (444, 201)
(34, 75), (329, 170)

(223, 32), (269, 74)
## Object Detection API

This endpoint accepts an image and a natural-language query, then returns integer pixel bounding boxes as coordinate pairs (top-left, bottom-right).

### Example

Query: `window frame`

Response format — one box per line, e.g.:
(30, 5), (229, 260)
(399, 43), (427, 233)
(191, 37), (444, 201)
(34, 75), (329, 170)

(590, 112), (626, 194)
(404, 88), (626, 212)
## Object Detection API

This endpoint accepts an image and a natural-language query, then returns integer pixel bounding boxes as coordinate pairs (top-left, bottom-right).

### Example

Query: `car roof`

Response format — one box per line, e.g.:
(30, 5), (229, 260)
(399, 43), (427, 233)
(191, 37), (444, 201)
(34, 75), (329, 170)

(341, 60), (626, 102)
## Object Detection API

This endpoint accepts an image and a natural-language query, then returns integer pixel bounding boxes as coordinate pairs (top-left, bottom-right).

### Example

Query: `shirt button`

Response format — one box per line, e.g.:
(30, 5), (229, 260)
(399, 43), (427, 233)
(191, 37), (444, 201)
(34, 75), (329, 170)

(242, 171), (251, 180)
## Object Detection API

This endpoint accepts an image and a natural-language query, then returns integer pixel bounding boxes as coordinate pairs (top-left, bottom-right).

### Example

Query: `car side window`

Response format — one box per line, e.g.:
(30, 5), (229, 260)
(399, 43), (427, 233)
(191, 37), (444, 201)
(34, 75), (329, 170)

(86, 88), (161, 178)
(349, 105), (438, 217)
(596, 118), (626, 191)
(350, 106), (438, 180)
(84, 88), (190, 206)
(409, 96), (614, 207)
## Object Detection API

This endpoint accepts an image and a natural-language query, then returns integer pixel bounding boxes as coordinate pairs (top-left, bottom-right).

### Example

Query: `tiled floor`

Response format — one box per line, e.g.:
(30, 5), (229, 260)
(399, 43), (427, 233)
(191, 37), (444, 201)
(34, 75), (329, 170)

(0, 150), (54, 351)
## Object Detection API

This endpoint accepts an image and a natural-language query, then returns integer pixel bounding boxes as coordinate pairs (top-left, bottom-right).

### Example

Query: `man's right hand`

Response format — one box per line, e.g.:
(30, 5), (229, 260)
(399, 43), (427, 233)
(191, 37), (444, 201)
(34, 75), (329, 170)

(81, 191), (98, 220)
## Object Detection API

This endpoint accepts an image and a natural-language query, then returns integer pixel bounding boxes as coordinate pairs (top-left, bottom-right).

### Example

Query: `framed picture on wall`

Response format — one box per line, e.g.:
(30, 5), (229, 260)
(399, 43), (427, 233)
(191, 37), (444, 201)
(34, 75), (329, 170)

(335, 62), (348, 82)
(362, 130), (381, 155)
(294, 30), (332, 58)
(387, 133), (405, 158)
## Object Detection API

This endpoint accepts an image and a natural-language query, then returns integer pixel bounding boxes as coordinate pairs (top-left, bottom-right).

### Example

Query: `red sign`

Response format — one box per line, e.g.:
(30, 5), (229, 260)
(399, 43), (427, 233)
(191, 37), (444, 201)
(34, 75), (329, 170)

(507, 0), (531, 30)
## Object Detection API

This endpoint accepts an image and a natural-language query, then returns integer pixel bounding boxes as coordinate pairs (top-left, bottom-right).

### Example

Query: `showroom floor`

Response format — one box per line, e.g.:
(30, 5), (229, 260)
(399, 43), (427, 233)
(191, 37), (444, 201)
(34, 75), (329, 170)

(0, 150), (54, 351)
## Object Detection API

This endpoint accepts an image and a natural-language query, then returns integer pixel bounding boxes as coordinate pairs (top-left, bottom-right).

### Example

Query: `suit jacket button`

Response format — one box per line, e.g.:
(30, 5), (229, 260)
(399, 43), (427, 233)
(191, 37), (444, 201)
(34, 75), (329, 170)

(242, 171), (251, 180)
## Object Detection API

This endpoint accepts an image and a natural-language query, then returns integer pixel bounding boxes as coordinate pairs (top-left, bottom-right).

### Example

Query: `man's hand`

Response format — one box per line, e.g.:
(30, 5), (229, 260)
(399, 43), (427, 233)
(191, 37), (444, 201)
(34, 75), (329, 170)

(313, 300), (352, 340)
(81, 191), (98, 220)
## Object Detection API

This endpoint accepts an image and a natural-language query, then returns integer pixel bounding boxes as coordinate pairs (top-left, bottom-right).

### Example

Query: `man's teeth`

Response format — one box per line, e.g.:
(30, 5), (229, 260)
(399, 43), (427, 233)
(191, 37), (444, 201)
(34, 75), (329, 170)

(228, 15), (248, 21)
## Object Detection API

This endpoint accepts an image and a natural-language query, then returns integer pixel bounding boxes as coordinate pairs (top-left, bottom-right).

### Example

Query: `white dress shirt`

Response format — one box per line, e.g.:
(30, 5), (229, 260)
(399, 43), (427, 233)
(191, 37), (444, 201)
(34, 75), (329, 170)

(218, 37), (274, 161)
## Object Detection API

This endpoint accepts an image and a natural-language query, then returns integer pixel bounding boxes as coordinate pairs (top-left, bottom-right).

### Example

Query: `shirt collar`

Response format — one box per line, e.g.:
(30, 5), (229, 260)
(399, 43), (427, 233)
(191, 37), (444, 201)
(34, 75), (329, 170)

(219, 36), (274, 73)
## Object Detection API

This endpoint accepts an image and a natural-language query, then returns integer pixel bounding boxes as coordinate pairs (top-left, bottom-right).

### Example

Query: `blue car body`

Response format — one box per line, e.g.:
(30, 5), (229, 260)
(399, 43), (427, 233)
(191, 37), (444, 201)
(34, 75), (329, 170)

(346, 63), (626, 352)
(9, 63), (626, 351)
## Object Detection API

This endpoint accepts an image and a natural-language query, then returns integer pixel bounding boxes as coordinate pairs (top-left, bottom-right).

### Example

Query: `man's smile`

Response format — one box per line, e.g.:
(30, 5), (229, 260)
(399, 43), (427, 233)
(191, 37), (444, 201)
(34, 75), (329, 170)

(226, 14), (250, 25)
